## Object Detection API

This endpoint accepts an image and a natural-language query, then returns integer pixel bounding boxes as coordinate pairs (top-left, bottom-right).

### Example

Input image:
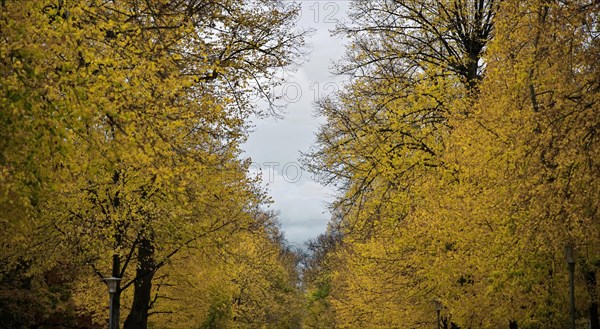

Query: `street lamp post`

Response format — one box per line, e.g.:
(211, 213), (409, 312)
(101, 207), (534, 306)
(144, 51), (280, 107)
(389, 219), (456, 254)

(435, 300), (442, 329)
(103, 276), (122, 329)
(565, 243), (576, 329)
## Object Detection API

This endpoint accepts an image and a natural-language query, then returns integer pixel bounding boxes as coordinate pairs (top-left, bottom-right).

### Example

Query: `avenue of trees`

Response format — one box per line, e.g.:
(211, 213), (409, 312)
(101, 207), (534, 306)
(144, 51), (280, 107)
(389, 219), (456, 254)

(1, 0), (599, 328)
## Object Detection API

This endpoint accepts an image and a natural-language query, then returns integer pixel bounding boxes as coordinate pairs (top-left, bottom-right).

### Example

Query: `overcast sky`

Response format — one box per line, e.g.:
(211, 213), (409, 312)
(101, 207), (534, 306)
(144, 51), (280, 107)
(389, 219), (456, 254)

(242, 1), (351, 247)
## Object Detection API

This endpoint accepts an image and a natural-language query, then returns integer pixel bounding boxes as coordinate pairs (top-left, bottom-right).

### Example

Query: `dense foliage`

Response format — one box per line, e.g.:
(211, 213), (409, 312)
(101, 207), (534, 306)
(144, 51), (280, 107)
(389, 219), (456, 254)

(2, 0), (599, 328)
(1, 0), (305, 328)
(304, 0), (600, 328)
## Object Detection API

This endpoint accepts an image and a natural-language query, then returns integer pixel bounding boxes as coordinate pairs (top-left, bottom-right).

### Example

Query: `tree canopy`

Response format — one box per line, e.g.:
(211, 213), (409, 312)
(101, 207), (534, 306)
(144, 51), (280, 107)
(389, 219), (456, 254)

(1, 0), (307, 328)
(304, 0), (600, 328)
(2, 0), (599, 328)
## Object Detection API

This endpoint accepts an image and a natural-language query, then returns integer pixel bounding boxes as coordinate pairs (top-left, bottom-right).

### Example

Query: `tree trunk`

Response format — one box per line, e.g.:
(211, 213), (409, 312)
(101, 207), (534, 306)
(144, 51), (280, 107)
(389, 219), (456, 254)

(585, 268), (600, 329)
(124, 237), (155, 329)
(442, 316), (460, 329)
(509, 320), (518, 329)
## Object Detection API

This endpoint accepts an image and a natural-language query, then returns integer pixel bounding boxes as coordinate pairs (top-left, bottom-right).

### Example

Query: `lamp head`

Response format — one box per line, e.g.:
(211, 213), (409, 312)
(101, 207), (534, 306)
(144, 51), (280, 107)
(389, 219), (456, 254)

(564, 243), (576, 264)
(103, 277), (122, 294)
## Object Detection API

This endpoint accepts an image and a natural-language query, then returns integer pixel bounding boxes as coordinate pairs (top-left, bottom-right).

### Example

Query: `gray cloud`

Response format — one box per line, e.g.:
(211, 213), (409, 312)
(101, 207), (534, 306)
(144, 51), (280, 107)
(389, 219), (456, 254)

(242, 1), (350, 245)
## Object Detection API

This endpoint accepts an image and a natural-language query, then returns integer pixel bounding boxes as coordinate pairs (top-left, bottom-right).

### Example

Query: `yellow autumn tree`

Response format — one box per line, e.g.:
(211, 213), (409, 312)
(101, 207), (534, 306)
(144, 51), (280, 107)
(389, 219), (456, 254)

(119, 211), (305, 329)
(1, 0), (306, 328)
(433, 0), (600, 327)
(303, 0), (496, 327)
(306, 0), (599, 328)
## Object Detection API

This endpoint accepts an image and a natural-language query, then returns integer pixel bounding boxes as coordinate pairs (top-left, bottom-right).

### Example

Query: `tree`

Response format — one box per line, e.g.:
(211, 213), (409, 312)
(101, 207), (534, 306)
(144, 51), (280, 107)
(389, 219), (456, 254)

(301, 1), (499, 327)
(302, 228), (343, 328)
(1, 0), (306, 327)
(302, 1), (498, 324)
(439, 0), (600, 326)
(305, 0), (600, 328)
(119, 211), (306, 329)
(305, 0), (498, 238)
